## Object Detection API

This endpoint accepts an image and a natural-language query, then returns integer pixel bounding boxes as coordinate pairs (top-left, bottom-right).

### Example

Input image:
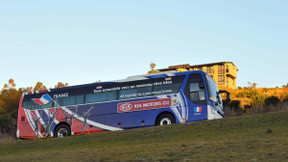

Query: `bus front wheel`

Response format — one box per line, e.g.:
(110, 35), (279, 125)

(156, 113), (176, 126)
(54, 124), (71, 138)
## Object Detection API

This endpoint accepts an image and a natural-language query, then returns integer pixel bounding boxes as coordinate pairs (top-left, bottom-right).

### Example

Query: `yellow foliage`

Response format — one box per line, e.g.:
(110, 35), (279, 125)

(3, 79), (16, 89)
(224, 87), (288, 109)
(33, 82), (47, 91)
(55, 82), (69, 88)
(147, 62), (159, 74)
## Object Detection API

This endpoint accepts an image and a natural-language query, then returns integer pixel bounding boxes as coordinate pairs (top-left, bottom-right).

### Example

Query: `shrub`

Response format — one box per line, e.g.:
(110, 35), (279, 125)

(283, 94), (288, 103)
(0, 114), (14, 134)
(265, 96), (280, 106)
(229, 100), (241, 111)
(237, 91), (249, 98)
(251, 94), (266, 108)
(249, 90), (258, 98)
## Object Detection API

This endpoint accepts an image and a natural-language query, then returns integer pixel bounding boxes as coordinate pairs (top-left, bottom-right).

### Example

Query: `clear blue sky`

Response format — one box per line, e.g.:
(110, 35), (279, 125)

(0, 0), (287, 89)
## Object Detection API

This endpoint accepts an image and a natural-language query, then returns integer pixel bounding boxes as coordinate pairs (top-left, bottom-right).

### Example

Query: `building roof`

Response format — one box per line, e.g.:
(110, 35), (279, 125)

(158, 61), (238, 71)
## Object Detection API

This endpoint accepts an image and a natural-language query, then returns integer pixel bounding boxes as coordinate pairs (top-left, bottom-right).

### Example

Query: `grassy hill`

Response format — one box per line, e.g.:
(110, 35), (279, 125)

(1, 111), (288, 161)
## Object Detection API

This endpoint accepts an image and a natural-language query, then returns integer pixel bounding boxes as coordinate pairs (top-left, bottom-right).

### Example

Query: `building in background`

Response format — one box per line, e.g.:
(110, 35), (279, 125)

(157, 62), (238, 89)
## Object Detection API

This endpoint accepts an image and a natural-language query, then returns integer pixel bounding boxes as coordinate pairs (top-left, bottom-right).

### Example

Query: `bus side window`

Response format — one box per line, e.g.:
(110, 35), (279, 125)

(137, 87), (152, 97)
(39, 101), (53, 109)
(86, 92), (117, 103)
(56, 95), (84, 106)
(190, 82), (206, 102)
(185, 74), (207, 105)
(153, 83), (182, 95)
(119, 89), (137, 99)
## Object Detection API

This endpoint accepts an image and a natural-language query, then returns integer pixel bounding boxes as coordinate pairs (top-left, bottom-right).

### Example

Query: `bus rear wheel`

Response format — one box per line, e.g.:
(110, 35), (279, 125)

(156, 113), (176, 126)
(54, 124), (71, 138)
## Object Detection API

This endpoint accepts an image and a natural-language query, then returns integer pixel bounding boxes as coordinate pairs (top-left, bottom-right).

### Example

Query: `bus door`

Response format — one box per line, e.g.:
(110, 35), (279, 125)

(184, 73), (208, 122)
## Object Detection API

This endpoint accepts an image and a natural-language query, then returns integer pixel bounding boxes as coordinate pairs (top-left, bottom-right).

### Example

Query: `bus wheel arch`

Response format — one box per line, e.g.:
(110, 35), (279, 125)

(155, 112), (176, 126)
(54, 122), (71, 138)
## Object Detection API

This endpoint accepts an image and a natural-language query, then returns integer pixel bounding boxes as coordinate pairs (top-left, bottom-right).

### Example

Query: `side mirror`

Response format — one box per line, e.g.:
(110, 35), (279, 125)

(218, 90), (231, 102)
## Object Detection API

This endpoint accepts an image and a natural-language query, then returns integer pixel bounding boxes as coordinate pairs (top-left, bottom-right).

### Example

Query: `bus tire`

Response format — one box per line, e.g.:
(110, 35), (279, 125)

(156, 113), (176, 126)
(54, 124), (71, 138)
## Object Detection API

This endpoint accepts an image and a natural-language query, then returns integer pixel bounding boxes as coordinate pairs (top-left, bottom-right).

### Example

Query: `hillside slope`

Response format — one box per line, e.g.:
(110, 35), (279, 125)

(1, 111), (288, 161)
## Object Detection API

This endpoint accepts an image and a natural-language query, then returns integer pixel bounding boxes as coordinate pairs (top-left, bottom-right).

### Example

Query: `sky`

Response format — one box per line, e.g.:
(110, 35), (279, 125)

(0, 0), (287, 89)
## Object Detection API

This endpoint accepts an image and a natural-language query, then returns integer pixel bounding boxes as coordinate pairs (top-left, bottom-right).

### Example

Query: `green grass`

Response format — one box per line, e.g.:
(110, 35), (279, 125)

(1, 111), (288, 161)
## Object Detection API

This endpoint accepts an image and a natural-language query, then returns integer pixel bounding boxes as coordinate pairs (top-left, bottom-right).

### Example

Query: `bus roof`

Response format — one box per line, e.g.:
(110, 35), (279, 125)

(24, 70), (206, 96)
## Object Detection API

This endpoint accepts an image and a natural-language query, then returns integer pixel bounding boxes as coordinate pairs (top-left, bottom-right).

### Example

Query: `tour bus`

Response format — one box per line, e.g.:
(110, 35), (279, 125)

(16, 71), (229, 139)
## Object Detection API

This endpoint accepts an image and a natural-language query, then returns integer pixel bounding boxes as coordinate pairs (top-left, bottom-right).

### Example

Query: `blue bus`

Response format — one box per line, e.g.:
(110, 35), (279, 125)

(17, 71), (229, 138)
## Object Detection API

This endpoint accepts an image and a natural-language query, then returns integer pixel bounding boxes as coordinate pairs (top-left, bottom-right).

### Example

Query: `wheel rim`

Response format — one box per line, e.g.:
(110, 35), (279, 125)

(57, 128), (68, 137)
(160, 117), (172, 125)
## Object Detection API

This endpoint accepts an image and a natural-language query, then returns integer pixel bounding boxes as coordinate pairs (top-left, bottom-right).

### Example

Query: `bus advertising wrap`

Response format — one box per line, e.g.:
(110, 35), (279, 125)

(117, 98), (172, 113)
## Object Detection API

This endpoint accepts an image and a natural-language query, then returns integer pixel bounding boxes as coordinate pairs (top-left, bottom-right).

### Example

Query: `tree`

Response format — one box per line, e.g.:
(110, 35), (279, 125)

(55, 82), (69, 88)
(248, 82), (257, 89)
(282, 83), (288, 88)
(33, 82), (47, 91)
(3, 79), (16, 89)
(26, 87), (33, 92)
(0, 88), (23, 119)
(147, 62), (158, 74)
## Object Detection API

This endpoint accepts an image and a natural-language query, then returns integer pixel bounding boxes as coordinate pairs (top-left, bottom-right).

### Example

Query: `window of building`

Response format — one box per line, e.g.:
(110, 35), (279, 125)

(226, 65), (229, 73)
(218, 75), (225, 85)
(219, 65), (225, 74)
(207, 66), (214, 73)
(194, 67), (203, 71)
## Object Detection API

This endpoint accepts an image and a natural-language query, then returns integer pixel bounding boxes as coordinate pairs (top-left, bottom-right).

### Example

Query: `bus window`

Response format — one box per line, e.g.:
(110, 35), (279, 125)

(185, 73), (207, 105)
(40, 101), (53, 109)
(22, 100), (53, 110)
(119, 89), (137, 99)
(153, 83), (182, 95)
(190, 82), (206, 102)
(205, 75), (219, 102)
(137, 87), (152, 97)
(55, 95), (84, 106)
(86, 92), (117, 103)
(22, 101), (37, 110)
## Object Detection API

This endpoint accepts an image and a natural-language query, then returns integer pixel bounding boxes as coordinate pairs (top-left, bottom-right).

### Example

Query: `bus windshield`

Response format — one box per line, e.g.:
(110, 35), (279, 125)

(205, 74), (225, 117)
(205, 74), (221, 103)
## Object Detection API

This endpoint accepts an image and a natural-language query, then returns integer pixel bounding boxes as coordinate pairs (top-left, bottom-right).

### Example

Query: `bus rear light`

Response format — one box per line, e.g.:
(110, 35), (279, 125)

(21, 116), (25, 122)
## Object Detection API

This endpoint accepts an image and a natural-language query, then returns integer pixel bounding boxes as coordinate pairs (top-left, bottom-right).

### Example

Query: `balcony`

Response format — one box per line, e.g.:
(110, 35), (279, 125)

(225, 69), (237, 79)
